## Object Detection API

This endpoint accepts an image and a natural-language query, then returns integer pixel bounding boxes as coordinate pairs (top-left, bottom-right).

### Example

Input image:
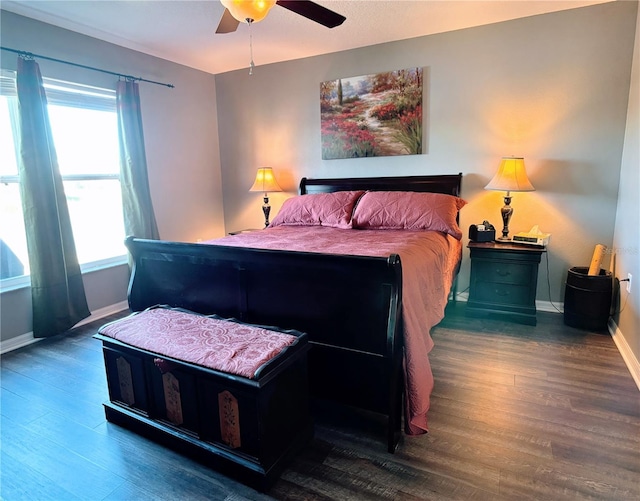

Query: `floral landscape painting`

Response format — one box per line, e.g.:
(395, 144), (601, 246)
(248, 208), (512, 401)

(320, 67), (423, 159)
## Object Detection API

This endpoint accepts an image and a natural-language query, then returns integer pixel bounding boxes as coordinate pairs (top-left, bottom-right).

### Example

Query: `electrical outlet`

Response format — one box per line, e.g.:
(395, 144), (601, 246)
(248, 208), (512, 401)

(627, 273), (632, 293)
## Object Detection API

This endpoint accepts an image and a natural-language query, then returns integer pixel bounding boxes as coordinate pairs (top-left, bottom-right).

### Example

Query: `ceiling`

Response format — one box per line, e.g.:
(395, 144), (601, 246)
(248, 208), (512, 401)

(2, 1), (613, 75)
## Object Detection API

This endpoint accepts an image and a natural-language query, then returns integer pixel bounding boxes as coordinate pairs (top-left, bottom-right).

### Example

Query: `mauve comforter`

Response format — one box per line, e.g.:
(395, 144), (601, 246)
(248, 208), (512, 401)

(204, 225), (461, 434)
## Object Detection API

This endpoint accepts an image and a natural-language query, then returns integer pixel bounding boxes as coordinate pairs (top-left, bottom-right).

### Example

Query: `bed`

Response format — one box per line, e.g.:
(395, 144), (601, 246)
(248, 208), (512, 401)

(124, 174), (464, 452)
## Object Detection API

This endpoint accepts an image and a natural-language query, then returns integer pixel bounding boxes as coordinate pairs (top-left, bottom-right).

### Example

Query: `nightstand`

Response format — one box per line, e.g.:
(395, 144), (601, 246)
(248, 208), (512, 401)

(228, 228), (262, 235)
(466, 241), (546, 325)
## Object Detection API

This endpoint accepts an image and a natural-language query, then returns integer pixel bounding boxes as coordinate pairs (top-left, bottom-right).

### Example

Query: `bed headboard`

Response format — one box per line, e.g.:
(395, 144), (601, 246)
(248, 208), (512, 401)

(299, 173), (462, 197)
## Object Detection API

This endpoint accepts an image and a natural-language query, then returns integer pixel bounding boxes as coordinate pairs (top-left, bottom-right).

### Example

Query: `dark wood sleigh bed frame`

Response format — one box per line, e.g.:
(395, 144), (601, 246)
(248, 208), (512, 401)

(124, 174), (463, 453)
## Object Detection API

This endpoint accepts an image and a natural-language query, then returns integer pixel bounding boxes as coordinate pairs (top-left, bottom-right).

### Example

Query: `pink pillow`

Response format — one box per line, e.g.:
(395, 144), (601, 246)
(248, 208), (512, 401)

(269, 190), (365, 229)
(352, 191), (467, 239)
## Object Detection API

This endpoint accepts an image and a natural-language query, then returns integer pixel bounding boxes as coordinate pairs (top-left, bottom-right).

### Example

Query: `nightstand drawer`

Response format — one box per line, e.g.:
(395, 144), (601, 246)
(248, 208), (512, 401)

(475, 261), (532, 285)
(473, 282), (532, 307)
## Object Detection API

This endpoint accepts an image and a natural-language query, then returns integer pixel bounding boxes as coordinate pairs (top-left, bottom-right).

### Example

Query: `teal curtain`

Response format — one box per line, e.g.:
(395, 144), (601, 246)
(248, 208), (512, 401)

(16, 56), (90, 338)
(116, 80), (159, 240)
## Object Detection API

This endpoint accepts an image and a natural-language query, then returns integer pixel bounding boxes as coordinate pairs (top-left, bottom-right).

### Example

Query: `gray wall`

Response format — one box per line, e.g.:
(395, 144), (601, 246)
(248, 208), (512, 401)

(0, 11), (225, 346)
(612, 3), (640, 377)
(216, 2), (637, 314)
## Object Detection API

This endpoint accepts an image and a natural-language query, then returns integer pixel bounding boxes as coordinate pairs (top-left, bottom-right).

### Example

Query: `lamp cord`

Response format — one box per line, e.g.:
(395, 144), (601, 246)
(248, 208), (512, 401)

(544, 252), (563, 314)
(613, 278), (630, 315)
(248, 19), (255, 75)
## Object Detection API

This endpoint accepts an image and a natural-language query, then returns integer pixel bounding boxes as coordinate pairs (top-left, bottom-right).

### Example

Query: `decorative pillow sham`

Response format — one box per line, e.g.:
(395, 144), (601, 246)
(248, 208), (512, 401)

(269, 190), (365, 229)
(352, 191), (467, 239)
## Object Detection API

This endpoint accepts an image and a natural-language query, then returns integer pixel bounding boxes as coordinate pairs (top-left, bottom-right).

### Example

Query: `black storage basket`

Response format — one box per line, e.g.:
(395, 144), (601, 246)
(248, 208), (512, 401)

(563, 267), (612, 331)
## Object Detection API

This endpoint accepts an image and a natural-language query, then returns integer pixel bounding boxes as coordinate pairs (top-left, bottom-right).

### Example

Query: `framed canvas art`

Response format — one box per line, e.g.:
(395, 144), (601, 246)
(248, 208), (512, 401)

(320, 67), (423, 160)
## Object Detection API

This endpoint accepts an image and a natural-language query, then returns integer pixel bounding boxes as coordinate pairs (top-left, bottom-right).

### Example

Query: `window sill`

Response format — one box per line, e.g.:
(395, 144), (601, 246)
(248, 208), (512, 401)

(0, 255), (128, 293)
(0, 275), (31, 292)
(80, 255), (128, 274)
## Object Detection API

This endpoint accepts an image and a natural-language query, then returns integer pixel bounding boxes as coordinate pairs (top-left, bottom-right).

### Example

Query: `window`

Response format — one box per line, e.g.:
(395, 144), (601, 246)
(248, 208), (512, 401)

(0, 71), (126, 287)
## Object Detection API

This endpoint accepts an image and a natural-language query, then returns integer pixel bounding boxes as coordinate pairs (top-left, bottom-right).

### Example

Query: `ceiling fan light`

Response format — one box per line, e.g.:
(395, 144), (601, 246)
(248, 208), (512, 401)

(220, 0), (277, 24)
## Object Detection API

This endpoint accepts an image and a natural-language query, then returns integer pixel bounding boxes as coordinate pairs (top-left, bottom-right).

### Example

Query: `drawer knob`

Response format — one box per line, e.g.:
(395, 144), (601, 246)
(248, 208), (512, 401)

(496, 269), (510, 277)
(495, 289), (510, 296)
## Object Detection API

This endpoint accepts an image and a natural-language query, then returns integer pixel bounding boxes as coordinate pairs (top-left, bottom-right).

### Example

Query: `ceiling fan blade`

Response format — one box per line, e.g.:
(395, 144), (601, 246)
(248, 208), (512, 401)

(216, 8), (240, 34)
(276, 1), (346, 29)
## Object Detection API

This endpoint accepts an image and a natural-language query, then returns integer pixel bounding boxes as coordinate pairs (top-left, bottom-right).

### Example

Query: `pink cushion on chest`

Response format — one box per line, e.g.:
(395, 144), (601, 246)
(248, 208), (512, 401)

(98, 308), (297, 379)
(269, 190), (364, 229)
(352, 191), (466, 239)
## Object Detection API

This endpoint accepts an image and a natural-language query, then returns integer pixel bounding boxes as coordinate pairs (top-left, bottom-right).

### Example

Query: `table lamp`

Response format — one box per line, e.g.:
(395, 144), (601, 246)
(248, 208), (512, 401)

(485, 156), (535, 241)
(249, 167), (282, 227)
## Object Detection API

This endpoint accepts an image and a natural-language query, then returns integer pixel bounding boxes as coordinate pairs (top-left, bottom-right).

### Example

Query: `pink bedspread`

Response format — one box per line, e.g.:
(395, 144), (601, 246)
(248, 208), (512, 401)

(204, 226), (461, 434)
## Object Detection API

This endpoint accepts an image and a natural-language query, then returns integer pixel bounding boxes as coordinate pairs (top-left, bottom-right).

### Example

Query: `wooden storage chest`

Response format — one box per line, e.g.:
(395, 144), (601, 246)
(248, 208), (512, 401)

(95, 307), (312, 491)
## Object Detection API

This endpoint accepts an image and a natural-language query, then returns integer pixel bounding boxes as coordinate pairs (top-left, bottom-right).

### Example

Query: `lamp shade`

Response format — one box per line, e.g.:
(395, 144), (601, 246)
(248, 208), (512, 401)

(221, 0), (276, 23)
(485, 157), (535, 193)
(249, 167), (282, 193)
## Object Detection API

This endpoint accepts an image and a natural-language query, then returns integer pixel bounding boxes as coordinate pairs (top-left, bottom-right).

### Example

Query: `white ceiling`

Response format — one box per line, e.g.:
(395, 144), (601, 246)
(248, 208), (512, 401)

(2, 0), (613, 75)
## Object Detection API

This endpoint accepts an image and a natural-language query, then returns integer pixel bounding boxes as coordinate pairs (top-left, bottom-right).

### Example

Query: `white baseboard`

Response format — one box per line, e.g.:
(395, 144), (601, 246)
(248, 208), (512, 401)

(76, 300), (128, 328)
(608, 318), (640, 391)
(0, 331), (43, 355)
(0, 300), (128, 355)
(454, 293), (563, 315)
(536, 300), (564, 314)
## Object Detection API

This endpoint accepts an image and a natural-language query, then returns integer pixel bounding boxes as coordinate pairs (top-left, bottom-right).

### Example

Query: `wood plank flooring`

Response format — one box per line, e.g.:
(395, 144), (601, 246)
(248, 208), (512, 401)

(1, 303), (638, 500)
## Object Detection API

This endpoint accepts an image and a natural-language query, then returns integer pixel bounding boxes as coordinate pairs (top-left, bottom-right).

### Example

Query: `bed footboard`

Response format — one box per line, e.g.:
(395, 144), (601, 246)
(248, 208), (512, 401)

(125, 236), (404, 452)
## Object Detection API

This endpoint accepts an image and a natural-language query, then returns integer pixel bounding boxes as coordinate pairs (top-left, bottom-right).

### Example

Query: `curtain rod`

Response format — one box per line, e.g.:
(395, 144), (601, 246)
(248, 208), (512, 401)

(1, 46), (174, 89)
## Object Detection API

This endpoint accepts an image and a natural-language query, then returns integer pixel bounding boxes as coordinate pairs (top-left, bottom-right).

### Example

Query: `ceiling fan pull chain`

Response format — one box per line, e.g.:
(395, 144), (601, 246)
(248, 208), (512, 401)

(248, 19), (255, 75)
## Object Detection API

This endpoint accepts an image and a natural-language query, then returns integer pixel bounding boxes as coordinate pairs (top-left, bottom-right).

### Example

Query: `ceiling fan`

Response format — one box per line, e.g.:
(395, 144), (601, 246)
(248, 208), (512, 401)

(216, 0), (346, 34)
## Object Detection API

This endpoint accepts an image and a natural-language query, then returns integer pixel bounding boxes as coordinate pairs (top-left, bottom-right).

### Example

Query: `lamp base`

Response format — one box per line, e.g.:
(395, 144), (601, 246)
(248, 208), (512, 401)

(495, 236), (512, 243)
(261, 195), (271, 228)
(499, 194), (513, 241)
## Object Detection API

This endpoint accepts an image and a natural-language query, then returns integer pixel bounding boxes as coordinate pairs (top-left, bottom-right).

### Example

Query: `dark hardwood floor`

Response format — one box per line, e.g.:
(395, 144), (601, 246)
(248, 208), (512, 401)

(2, 303), (638, 500)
